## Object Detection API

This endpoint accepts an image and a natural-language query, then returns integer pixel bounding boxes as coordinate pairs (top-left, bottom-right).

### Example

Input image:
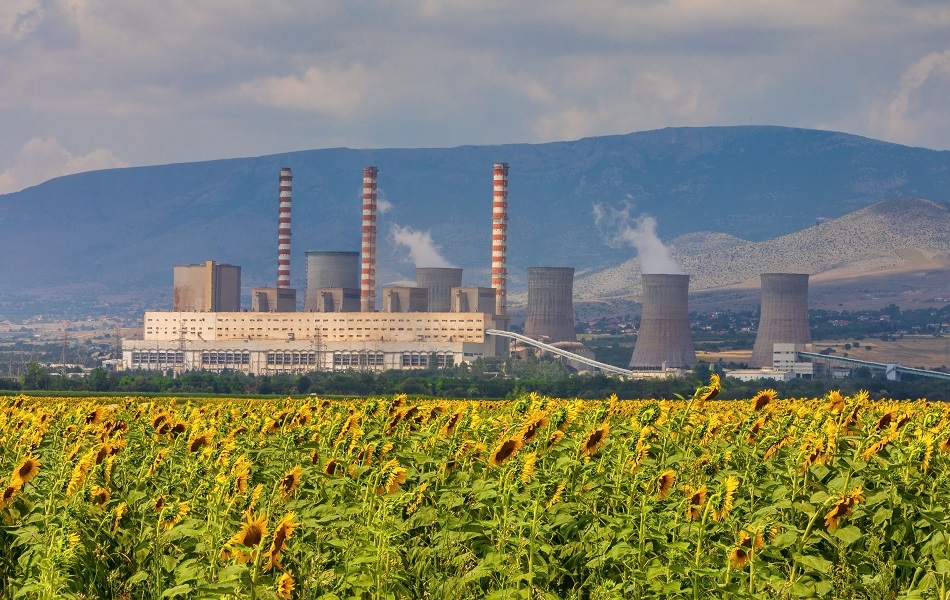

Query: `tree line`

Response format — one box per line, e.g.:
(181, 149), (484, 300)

(5, 358), (950, 401)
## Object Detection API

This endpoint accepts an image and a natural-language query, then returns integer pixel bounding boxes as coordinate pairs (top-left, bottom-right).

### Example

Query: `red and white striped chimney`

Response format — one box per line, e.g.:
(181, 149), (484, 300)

(360, 166), (378, 312)
(491, 162), (509, 316)
(277, 167), (292, 288)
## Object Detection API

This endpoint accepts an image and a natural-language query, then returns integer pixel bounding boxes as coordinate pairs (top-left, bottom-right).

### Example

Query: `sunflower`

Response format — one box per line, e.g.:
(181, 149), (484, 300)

(86, 407), (104, 425)
(656, 470), (676, 499)
(520, 412), (550, 445)
(546, 430), (565, 450)
(377, 460), (407, 495)
(580, 423), (610, 458)
(763, 436), (793, 462)
(324, 458), (342, 476)
(154, 496), (165, 512)
(406, 482), (429, 516)
(188, 432), (213, 453)
(826, 390), (846, 413)
(638, 402), (661, 427)
(276, 572), (295, 600)
(151, 413), (169, 429)
(248, 484), (265, 513)
(861, 434), (893, 462)
(228, 512), (268, 563)
(90, 486), (111, 507)
(489, 438), (522, 467)
(683, 484), (707, 521)
(66, 453), (93, 497)
(752, 389), (776, 412)
(13, 456), (40, 485)
(280, 466), (302, 500)
(440, 410), (464, 437)
(162, 501), (190, 530)
(746, 416), (767, 445)
(728, 528), (764, 569)
(265, 512), (299, 571)
(169, 423), (186, 437)
(824, 487), (864, 530)
(113, 502), (128, 532)
(519, 453), (537, 485)
(1, 479), (22, 510)
(875, 411), (895, 431)
(711, 476), (739, 522)
(694, 373), (721, 405)
(546, 483), (566, 509)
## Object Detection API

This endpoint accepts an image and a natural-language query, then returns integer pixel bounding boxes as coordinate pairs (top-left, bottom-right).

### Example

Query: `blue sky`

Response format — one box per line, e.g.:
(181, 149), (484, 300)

(1, 0), (948, 193)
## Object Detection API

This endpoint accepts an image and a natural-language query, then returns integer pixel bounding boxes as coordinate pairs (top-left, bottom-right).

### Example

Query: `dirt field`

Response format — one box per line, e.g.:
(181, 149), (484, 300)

(699, 335), (950, 370)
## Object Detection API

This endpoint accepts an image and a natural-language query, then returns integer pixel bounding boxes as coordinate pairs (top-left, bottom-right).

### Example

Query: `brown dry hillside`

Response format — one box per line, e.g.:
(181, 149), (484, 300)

(570, 197), (950, 310)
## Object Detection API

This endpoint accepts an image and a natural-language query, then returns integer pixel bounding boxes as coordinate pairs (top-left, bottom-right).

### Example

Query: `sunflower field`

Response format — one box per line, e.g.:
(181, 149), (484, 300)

(2, 381), (950, 599)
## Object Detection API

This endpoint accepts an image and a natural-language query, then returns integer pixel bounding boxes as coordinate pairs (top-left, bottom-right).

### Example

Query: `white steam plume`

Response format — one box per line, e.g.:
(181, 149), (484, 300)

(391, 224), (455, 268)
(593, 203), (683, 274)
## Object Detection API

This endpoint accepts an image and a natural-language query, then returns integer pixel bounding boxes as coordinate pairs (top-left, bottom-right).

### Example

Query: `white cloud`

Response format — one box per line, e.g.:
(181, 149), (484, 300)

(867, 49), (950, 148)
(0, 137), (128, 194)
(235, 64), (369, 117)
(1, 0), (950, 171)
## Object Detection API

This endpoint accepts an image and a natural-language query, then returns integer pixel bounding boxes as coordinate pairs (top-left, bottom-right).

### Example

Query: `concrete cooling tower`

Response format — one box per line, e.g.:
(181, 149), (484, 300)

(750, 273), (811, 367)
(303, 251), (360, 311)
(416, 268), (463, 312)
(630, 274), (696, 368)
(523, 267), (577, 343)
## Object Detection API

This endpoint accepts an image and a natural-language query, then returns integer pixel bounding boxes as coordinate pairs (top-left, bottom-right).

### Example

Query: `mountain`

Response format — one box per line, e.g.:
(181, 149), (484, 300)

(1, 126), (949, 319)
(558, 197), (950, 322)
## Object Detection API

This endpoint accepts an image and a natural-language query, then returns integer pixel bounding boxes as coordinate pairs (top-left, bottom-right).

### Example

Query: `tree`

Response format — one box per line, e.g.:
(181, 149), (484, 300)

(20, 361), (50, 390)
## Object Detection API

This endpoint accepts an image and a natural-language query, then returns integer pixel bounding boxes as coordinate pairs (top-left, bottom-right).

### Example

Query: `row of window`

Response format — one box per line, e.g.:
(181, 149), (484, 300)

(201, 351), (251, 365)
(131, 351), (184, 365)
(266, 352), (318, 365)
(401, 353), (454, 368)
(333, 352), (385, 367)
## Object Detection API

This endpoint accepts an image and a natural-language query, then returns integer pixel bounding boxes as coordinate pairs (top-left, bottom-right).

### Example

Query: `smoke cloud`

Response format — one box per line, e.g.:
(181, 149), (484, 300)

(391, 224), (455, 268)
(593, 203), (683, 274)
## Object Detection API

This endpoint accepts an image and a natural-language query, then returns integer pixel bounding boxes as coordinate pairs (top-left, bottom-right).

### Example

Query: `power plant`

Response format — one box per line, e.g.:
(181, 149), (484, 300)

(629, 274), (696, 369)
(523, 267), (577, 343)
(750, 273), (812, 367)
(126, 160), (819, 379)
(124, 164), (514, 375)
(416, 268), (463, 312)
(303, 251), (360, 312)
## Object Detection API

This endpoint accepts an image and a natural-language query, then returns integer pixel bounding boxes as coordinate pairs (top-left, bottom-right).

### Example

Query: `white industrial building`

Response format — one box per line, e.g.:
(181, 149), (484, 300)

(121, 310), (507, 375)
(725, 343), (817, 382)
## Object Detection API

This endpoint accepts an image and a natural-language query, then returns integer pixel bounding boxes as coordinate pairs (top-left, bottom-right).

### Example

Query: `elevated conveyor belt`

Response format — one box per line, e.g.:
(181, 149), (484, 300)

(797, 351), (950, 382)
(486, 329), (634, 376)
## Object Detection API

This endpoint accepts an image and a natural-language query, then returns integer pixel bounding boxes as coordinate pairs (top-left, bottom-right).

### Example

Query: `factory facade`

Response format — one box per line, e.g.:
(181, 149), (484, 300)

(123, 310), (506, 374)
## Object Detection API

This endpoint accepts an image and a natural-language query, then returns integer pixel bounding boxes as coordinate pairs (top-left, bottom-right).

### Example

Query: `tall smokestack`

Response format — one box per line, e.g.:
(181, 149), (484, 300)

(750, 273), (811, 367)
(492, 162), (508, 317)
(630, 273), (696, 368)
(524, 267), (577, 342)
(360, 166), (378, 312)
(277, 168), (292, 288)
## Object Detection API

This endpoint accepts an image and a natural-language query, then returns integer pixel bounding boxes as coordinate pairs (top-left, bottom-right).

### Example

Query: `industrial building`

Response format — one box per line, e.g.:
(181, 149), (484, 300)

(629, 273), (697, 369)
(750, 273), (812, 367)
(172, 260), (241, 312)
(127, 159), (825, 379)
(123, 163), (514, 375)
(303, 251), (360, 312)
(417, 268), (463, 312)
